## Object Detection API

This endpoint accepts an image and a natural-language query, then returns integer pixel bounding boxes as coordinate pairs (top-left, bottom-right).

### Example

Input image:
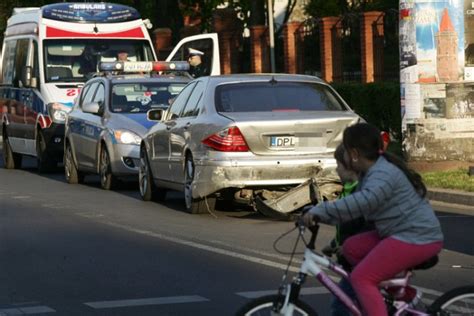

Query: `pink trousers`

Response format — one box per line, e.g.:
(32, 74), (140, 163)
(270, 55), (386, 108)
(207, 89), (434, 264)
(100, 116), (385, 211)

(342, 231), (443, 316)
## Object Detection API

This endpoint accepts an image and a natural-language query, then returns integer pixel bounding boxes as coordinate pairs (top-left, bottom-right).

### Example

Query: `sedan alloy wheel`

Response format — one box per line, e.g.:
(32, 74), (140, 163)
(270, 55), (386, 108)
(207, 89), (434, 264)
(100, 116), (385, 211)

(139, 147), (165, 201)
(64, 144), (84, 184)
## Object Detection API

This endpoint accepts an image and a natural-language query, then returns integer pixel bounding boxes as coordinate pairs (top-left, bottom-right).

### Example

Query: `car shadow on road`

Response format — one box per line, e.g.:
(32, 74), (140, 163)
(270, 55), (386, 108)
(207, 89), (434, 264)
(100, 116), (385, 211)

(0, 149), (292, 222)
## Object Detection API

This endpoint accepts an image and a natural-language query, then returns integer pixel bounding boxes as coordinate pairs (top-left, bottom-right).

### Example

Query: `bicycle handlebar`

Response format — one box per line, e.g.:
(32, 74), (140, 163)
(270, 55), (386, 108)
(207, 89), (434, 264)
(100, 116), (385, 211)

(294, 217), (320, 250)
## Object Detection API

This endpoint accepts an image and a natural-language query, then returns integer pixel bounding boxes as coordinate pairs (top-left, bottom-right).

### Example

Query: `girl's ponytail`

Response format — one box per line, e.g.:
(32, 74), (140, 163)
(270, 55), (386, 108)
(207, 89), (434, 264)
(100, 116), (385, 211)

(344, 123), (427, 198)
(381, 151), (427, 197)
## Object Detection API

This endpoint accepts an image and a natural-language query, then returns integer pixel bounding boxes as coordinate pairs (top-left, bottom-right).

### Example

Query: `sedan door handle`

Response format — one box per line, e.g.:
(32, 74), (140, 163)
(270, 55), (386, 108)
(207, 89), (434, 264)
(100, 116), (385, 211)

(184, 122), (191, 130)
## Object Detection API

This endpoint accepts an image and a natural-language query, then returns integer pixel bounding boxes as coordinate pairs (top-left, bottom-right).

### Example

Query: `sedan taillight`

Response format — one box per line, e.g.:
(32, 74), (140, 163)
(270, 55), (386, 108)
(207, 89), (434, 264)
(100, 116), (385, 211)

(202, 126), (249, 152)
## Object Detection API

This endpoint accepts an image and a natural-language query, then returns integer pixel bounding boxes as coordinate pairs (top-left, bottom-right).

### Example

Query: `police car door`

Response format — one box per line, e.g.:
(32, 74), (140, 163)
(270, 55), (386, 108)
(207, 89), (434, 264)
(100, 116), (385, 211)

(82, 82), (106, 168)
(166, 33), (220, 77)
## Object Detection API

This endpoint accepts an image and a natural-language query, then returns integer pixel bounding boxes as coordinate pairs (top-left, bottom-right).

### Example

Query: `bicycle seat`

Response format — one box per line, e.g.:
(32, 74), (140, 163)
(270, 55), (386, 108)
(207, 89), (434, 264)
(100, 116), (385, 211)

(411, 255), (439, 270)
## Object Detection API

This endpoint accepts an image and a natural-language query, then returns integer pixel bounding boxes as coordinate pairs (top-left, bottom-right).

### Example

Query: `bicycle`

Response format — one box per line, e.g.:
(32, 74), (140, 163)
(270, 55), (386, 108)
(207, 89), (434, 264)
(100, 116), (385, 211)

(236, 223), (474, 316)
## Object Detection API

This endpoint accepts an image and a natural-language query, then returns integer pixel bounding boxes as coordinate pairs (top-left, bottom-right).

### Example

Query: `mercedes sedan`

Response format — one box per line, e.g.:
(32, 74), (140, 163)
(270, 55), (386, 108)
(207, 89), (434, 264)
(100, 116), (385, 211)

(139, 74), (362, 213)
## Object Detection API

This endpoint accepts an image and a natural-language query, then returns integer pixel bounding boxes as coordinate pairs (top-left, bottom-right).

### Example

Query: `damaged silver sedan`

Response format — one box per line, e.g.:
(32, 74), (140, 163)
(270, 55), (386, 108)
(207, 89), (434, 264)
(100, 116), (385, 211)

(139, 74), (361, 214)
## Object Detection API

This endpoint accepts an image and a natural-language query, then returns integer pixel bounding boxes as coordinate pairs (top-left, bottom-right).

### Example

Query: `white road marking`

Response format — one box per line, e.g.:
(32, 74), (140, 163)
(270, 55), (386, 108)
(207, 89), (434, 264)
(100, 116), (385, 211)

(102, 221), (301, 272)
(0, 306), (55, 315)
(100, 221), (445, 298)
(237, 287), (330, 298)
(84, 295), (209, 309)
(207, 239), (303, 264)
(75, 212), (104, 218)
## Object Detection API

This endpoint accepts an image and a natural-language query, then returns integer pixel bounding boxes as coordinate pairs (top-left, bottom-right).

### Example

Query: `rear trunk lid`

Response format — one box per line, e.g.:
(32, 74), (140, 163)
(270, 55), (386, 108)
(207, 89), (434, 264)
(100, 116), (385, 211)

(219, 111), (360, 156)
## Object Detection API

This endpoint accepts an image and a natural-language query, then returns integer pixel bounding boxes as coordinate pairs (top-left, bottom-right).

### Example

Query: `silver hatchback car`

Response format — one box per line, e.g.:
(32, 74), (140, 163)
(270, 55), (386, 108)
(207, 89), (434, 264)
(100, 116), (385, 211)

(139, 74), (361, 213)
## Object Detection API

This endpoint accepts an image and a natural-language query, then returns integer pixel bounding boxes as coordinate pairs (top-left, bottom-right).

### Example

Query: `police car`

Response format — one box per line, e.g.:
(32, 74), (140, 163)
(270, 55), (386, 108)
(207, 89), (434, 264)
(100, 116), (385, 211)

(63, 61), (190, 189)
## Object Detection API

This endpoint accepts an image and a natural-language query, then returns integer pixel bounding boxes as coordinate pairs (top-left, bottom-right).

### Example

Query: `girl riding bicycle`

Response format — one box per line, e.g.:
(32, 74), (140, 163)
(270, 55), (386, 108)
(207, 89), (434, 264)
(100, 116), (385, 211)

(303, 123), (444, 316)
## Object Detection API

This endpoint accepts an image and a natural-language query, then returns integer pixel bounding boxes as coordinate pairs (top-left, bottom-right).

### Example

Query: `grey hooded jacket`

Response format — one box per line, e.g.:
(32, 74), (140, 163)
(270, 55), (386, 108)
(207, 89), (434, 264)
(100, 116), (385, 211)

(309, 156), (443, 244)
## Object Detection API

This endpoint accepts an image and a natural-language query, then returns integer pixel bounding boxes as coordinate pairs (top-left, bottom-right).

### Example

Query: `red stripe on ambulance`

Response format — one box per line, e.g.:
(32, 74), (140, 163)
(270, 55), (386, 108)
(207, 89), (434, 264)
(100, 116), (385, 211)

(46, 26), (145, 38)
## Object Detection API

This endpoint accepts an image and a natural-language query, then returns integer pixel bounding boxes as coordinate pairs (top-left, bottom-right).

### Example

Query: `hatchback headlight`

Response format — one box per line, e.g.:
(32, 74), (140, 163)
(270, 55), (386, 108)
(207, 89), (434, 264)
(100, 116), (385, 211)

(114, 130), (141, 145)
(47, 103), (72, 123)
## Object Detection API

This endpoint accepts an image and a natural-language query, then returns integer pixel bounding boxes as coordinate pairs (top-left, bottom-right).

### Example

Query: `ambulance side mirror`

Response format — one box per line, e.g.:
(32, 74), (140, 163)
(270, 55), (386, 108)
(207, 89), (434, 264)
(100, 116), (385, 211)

(21, 66), (33, 88)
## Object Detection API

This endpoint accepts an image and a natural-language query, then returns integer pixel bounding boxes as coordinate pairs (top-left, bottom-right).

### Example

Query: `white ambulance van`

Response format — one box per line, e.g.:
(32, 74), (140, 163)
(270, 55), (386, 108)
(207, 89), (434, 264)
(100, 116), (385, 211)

(0, 3), (157, 171)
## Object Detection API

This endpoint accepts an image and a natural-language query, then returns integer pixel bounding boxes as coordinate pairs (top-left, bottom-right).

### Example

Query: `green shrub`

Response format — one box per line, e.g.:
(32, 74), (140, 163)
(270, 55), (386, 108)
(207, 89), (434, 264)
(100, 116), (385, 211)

(331, 82), (401, 142)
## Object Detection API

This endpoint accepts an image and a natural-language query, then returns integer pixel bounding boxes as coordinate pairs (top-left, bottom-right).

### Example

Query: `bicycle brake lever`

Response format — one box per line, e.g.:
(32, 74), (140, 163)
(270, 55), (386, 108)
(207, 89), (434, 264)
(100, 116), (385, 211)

(307, 224), (320, 250)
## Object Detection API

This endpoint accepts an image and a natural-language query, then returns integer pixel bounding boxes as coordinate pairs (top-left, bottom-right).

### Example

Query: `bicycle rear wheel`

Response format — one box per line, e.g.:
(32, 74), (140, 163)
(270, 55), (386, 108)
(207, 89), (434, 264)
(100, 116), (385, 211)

(429, 286), (474, 315)
(235, 294), (318, 316)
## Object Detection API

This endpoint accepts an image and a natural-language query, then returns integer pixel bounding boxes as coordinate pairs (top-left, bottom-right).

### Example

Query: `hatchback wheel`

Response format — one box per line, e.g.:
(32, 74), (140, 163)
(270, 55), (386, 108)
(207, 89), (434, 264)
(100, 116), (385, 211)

(100, 147), (117, 190)
(64, 144), (84, 184)
(2, 131), (22, 169)
(184, 155), (215, 214)
(139, 146), (166, 201)
(36, 130), (56, 173)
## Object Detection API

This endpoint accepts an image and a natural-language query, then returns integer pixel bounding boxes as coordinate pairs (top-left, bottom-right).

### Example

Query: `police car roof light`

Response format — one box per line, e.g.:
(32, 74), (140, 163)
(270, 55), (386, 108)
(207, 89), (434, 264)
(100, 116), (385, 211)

(98, 61), (189, 73)
(152, 61), (189, 72)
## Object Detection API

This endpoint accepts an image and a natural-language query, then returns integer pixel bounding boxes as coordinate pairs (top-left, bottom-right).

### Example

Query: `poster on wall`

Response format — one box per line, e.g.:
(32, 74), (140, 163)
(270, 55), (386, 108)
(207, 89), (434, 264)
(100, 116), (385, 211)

(445, 82), (474, 118)
(464, 0), (474, 80)
(401, 83), (421, 131)
(420, 84), (446, 118)
(400, 0), (418, 83)
(415, 0), (464, 83)
(400, 0), (474, 161)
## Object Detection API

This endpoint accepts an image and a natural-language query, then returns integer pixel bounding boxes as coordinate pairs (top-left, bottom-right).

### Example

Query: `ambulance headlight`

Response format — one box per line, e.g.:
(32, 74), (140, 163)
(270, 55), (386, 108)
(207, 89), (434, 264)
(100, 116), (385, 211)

(47, 103), (72, 123)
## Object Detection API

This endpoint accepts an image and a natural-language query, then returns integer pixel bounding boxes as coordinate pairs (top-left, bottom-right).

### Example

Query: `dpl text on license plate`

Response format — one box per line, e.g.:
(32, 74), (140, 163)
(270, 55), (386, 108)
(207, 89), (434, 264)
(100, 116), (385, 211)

(270, 136), (297, 148)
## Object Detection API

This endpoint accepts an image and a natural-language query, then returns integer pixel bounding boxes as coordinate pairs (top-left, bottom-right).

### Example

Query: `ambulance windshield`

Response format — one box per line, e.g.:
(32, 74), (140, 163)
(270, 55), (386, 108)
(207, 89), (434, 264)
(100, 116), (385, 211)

(43, 39), (154, 83)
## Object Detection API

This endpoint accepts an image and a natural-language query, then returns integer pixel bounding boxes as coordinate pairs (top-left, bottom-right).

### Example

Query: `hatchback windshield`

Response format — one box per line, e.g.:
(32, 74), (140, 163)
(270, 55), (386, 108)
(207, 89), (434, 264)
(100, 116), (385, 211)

(111, 82), (186, 113)
(43, 39), (154, 83)
(215, 82), (346, 112)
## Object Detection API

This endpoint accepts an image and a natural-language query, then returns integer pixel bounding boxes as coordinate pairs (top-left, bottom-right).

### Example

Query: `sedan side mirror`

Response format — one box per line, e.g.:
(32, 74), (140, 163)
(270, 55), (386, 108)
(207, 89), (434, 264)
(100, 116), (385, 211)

(147, 109), (165, 121)
(83, 102), (101, 115)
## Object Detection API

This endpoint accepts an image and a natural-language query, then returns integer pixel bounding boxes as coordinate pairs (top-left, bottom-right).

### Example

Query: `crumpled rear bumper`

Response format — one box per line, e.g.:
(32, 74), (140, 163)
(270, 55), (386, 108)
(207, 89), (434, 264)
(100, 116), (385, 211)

(191, 156), (337, 199)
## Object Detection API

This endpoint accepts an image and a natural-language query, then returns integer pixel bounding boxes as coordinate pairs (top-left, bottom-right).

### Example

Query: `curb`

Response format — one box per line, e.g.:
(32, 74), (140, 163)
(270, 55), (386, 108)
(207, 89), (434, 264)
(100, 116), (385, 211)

(428, 188), (474, 212)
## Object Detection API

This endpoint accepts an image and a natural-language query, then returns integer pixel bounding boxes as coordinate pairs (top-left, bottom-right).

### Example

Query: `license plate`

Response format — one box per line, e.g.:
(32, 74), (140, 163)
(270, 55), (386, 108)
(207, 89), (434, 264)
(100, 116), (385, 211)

(270, 136), (297, 148)
(123, 62), (153, 72)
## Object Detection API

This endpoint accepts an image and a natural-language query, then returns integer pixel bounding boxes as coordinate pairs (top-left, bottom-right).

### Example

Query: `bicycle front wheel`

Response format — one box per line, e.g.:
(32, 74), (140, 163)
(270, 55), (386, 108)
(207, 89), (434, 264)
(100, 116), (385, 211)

(429, 286), (474, 315)
(235, 295), (318, 316)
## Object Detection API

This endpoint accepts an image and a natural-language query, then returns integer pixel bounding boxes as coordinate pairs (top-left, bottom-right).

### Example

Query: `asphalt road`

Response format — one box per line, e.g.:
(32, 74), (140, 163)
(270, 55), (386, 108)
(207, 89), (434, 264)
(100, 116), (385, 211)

(0, 152), (473, 315)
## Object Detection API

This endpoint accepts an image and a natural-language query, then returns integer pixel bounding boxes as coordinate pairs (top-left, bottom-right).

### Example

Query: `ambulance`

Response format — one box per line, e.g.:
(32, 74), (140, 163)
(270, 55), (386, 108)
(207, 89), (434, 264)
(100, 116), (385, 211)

(0, 2), (220, 172)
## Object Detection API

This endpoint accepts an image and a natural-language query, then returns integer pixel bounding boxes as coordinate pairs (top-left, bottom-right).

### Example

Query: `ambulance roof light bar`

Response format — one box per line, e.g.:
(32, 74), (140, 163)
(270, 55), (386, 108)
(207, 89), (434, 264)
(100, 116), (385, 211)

(99, 61), (190, 73)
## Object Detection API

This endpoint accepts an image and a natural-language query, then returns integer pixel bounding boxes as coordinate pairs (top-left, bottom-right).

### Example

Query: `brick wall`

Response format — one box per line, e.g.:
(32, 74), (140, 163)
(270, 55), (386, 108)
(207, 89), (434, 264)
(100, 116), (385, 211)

(250, 26), (269, 73)
(360, 11), (385, 83)
(282, 22), (301, 74)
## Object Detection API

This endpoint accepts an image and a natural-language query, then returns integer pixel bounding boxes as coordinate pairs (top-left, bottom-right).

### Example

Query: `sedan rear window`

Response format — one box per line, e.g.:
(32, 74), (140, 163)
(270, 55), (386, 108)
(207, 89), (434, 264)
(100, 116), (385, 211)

(215, 82), (346, 112)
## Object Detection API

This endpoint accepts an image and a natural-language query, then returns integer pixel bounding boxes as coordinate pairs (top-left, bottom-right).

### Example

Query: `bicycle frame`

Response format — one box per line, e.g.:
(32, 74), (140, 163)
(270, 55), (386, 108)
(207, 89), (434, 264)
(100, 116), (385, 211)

(285, 247), (432, 316)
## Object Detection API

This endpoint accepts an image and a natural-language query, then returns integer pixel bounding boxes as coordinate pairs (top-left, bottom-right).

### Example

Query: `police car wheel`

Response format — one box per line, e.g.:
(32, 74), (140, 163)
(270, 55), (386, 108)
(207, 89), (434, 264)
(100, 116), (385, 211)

(36, 131), (56, 173)
(184, 155), (215, 214)
(64, 144), (84, 184)
(99, 147), (117, 190)
(2, 131), (22, 169)
(139, 146), (165, 202)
